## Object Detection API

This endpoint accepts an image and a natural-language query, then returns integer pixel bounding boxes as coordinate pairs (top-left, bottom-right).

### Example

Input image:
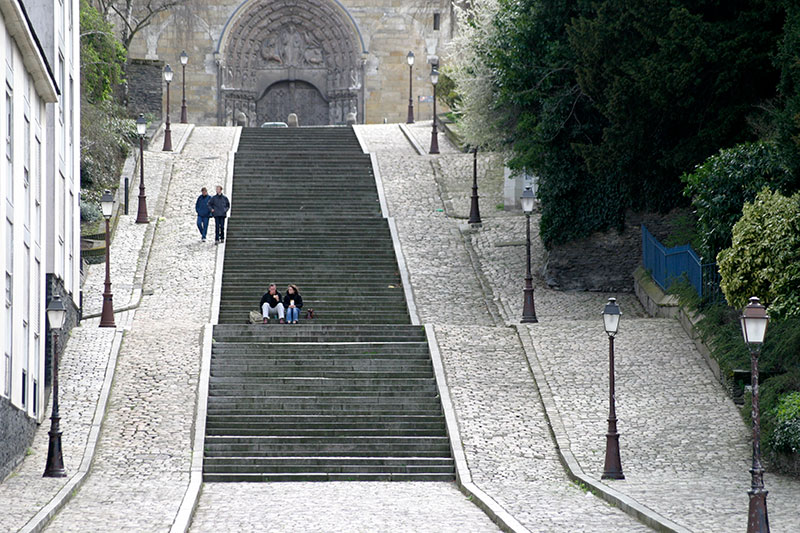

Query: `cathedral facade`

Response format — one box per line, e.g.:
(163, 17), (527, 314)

(127, 0), (455, 126)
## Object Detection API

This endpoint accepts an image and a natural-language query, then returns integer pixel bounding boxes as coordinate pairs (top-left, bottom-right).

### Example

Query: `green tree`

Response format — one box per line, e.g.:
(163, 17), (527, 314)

(717, 188), (800, 319)
(681, 141), (794, 261)
(81, 0), (126, 103)
(775, 2), (800, 172)
(453, 0), (786, 247)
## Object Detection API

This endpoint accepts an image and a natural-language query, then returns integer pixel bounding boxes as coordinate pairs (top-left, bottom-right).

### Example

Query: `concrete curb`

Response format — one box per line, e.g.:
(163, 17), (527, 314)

(371, 152), (390, 218)
(387, 218), (420, 326)
(513, 324), (692, 533)
(399, 123), (425, 155)
(426, 326), (531, 533)
(169, 127), (240, 533)
(352, 124), (369, 154)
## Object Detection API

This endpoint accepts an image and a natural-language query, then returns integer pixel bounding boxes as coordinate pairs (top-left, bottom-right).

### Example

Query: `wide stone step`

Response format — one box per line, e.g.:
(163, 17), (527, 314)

(204, 462), (453, 474)
(202, 472), (454, 482)
(206, 414), (445, 425)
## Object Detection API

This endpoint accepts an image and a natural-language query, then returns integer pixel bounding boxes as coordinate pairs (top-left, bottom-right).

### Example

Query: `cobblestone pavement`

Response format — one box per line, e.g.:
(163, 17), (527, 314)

(191, 483), (500, 532)
(361, 124), (652, 532)
(0, 129), (192, 533)
(42, 127), (237, 532)
(0, 319), (115, 533)
(425, 128), (800, 530)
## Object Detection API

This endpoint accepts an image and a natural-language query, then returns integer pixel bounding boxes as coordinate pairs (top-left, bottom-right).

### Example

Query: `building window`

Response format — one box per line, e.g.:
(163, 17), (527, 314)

(24, 116), (30, 228)
(4, 221), (11, 398)
(6, 90), (12, 205)
(58, 57), (65, 158)
(433, 13), (441, 31)
(34, 135), (41, 244)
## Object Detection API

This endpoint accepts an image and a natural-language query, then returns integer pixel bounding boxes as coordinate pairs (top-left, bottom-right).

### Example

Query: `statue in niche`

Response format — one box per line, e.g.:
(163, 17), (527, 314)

(281, 24), (304, 66)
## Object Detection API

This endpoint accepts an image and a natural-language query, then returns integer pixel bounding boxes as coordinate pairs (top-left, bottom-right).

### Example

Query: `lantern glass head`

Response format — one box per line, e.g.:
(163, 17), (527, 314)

(740, 296), (769, 345)
(136, 113), (147, 136)
(603, 297), (621, 337)
(164, 64), (173, 82)
(407, 51), (415, 66)
(430, 67), (439, 85)
(180, 50), (188, 66)
(520, 186), (535, 214)
(100, 189), (114, 219)
(47, 295), (67, 329)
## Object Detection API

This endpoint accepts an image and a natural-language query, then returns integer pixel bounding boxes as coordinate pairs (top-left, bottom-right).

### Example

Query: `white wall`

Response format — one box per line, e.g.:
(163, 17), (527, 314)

(0, 5), (50, 420)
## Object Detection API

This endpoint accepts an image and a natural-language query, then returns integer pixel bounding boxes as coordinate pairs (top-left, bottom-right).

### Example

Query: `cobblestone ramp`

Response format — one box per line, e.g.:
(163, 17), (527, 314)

(205, 127), (455, 481)
(40, 128), (238, 532)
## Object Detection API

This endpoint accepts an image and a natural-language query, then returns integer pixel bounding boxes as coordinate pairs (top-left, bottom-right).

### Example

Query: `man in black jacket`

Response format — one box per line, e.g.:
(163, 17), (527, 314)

(207, 185), (230, 244)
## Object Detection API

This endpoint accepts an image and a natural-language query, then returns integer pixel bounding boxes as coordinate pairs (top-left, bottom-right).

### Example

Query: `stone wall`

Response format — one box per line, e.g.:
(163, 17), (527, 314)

(123, 0), (453, 125)
(44, 275), (81, 389)
(543, 211), (682, 293)
(126, 59), (165, 121)
(0, 396), (36, 482)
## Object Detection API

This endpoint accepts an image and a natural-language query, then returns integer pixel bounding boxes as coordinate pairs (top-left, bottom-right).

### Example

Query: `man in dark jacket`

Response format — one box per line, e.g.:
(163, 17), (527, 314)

(195, 187), (211, 241)
(207, 185), (231, 244)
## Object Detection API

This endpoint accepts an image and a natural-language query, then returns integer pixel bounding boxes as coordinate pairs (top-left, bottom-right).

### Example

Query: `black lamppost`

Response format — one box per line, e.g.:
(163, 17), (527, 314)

(163, 64), (173, 152)
(180, 51), (189, 124)
(601, 297), (624, 480)
(406, 51), (415, 124)
(43, 296), (67, 478)
(468, 147), (482, 225)
(520, 186), (537, 323)
(99, 190), (116, 328)
(135, 114), (149, 224)
(429, 65), (440, 155)
(741, 296), (770, 533)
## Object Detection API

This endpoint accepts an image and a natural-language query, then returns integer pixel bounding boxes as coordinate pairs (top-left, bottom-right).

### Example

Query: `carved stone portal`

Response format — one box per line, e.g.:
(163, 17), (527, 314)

(218, 0), (363, 126)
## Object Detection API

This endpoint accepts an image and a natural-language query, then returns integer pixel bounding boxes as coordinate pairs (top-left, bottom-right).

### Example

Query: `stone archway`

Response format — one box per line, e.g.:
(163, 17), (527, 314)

(217, 0), (365, 126)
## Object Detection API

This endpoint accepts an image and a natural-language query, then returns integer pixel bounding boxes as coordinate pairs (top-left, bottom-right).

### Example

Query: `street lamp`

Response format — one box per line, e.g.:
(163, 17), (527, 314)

(43, 295), (67, 478)
(135, 114), (148, 224)
(520, 186), (537, 323)
(180, 51), (189, 124)
(741, 296), (770, 533)
(163, 64), (173, 151)
(468, 147), (482, 225)
(406, 51), (415, 124)
(429, 65), (440, 155)
(601, 297), (624, 480)
(99, 190), (116, 328)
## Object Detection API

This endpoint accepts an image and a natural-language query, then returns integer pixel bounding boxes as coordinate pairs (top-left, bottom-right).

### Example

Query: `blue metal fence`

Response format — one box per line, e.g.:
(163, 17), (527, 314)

(641, 224), (719, 300)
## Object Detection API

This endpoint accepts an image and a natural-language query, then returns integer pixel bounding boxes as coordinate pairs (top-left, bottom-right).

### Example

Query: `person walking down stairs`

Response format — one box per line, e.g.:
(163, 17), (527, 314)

(260, 284), (285, 323)
(208, 185), (230, 244)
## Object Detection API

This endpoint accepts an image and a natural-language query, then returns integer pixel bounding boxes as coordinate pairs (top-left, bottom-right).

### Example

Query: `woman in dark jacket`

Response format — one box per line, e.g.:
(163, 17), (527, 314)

(283, 285), (303, 324)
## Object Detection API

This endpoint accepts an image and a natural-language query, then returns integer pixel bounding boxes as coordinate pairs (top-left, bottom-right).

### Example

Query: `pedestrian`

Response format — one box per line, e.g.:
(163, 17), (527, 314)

(195, 187), (211, 242)
(283, 285), (303, 324)
(260, 284), (285, 324)
(207, 185), (230, 244)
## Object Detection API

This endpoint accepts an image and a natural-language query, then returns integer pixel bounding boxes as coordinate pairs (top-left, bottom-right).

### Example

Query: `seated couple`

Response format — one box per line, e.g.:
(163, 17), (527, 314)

(260, 284), (303, 324)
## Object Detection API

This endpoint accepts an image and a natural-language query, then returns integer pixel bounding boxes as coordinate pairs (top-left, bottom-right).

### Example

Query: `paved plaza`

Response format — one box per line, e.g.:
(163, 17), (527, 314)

(2, 123), (799, 532)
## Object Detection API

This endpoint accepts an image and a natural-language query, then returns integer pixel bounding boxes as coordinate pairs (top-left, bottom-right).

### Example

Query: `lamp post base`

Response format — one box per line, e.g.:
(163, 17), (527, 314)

(406, 103), (414, 124)
(747, 488), (769, 533)
(43, 425), (66, 478)
(100, 294), (115, 328)
(163, 128), (173, 152)
(181, 105), (188, 124)
(602, 431), (624, 480)
(136, 196), (149, 224)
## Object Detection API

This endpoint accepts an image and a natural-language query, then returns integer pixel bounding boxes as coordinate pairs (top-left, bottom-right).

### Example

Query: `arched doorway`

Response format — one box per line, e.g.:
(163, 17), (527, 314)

(217, 0), (365, 126)
(257, 80), (329, 126)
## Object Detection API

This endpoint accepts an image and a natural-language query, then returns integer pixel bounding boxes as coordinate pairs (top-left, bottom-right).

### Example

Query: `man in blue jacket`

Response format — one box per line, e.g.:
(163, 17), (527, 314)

(195, 187), (212, 241)
(207, 185), (231, 244)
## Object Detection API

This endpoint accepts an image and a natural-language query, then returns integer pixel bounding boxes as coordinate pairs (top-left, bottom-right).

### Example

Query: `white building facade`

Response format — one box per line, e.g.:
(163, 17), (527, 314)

(0, 0), (77, 480)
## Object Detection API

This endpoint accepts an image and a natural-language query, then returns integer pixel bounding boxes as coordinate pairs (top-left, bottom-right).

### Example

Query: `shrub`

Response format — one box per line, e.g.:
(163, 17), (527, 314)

(771, 392), (800, 454)
(80, 202), (102, 223)
(681, 141), (794, 261)
(717, 188), (800, 319)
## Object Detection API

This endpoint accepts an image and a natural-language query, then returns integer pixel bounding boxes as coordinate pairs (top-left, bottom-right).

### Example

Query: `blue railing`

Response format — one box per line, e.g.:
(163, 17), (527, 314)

(641, 224), (720, 300)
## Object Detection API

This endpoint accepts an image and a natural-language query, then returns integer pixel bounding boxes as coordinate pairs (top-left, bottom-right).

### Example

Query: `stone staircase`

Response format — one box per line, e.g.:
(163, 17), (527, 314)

(204, 127), (454, 481)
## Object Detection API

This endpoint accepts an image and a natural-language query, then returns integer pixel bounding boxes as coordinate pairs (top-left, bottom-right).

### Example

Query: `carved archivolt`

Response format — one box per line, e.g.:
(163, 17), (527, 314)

(218, 0), (363, 125)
